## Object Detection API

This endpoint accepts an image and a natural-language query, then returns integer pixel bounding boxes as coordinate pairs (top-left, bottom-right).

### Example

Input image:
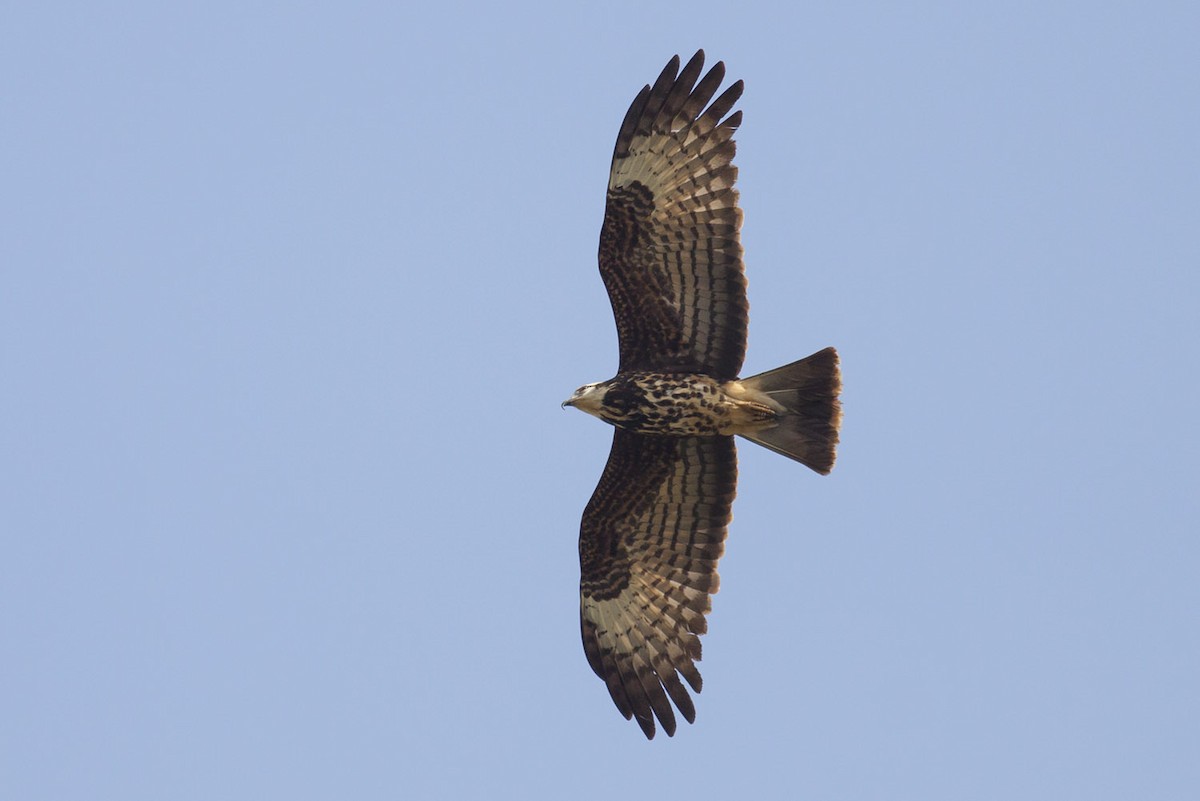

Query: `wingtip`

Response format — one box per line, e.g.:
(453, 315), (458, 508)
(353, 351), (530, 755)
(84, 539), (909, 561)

(635, 711), (657, 739)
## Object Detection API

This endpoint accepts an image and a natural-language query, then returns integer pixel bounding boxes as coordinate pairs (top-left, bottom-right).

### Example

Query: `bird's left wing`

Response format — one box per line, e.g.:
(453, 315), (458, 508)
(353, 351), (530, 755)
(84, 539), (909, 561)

(599, 50), (748, 381)
(579, 430), (737, 738)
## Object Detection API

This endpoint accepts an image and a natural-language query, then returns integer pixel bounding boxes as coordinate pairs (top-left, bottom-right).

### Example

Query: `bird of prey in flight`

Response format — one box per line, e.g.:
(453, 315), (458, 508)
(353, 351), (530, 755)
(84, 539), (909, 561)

(563, 50), (842, 739)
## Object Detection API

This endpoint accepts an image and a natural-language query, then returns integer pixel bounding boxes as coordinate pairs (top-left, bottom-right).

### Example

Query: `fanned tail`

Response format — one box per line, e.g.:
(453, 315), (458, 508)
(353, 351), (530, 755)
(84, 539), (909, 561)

(737, 347), (842, 474)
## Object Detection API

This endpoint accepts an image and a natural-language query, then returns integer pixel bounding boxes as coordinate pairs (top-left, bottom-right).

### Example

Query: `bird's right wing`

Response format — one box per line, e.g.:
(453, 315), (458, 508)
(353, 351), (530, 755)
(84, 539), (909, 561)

(578, 430), (737, 738)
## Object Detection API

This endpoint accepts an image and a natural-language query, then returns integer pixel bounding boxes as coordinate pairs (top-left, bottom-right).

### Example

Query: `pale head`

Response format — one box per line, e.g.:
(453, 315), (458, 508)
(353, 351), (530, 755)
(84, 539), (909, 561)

(562, 381), (609, 418)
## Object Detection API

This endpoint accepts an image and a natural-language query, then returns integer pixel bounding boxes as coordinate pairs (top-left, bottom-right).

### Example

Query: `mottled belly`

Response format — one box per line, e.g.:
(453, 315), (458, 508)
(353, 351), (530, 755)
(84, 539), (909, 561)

(608, 373), (777, 436)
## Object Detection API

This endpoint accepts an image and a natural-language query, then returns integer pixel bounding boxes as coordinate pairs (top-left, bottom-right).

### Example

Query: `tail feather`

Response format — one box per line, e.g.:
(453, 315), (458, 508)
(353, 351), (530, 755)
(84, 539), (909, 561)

(738, 347), (842, 474)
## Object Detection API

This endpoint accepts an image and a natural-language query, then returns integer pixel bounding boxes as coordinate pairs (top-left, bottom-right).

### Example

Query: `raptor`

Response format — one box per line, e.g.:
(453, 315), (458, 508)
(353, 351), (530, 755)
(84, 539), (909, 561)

(564, 50), (842, 738)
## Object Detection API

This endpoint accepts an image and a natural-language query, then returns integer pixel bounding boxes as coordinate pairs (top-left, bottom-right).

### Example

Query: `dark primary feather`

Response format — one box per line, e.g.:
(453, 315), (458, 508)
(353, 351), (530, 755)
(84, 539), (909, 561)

(579, 431), (737, 738)
(599, 50), (748, 381)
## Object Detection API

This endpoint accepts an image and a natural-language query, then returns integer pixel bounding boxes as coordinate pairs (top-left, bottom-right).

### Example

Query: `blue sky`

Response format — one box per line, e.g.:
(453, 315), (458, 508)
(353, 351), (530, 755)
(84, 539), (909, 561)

(3, 2), (1198, 799)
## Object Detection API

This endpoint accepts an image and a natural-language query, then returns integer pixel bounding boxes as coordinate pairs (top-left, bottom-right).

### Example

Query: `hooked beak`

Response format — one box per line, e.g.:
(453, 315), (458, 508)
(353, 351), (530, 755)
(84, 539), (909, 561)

(561, 398), (575, 409)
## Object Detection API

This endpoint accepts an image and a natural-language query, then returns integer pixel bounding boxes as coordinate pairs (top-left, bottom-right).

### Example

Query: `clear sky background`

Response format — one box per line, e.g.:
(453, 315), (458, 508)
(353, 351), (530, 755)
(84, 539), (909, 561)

(3, 2), (1197, 799)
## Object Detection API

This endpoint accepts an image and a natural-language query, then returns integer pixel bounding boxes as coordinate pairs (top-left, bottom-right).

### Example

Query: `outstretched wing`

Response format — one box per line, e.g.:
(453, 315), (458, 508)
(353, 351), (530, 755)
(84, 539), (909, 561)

(599, 50), (748, 382)
(579, 430), (737, 738)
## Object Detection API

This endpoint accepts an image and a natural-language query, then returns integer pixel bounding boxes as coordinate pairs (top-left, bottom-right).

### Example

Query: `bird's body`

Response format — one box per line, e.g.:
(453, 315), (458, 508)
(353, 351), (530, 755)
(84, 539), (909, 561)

(566, 50), (842, 739)
(564, 372), (778, 437)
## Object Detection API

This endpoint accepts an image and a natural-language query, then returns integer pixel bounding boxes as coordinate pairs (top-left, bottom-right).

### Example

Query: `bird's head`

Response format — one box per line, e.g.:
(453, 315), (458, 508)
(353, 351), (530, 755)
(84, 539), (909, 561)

(562, 381), (609, 418)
